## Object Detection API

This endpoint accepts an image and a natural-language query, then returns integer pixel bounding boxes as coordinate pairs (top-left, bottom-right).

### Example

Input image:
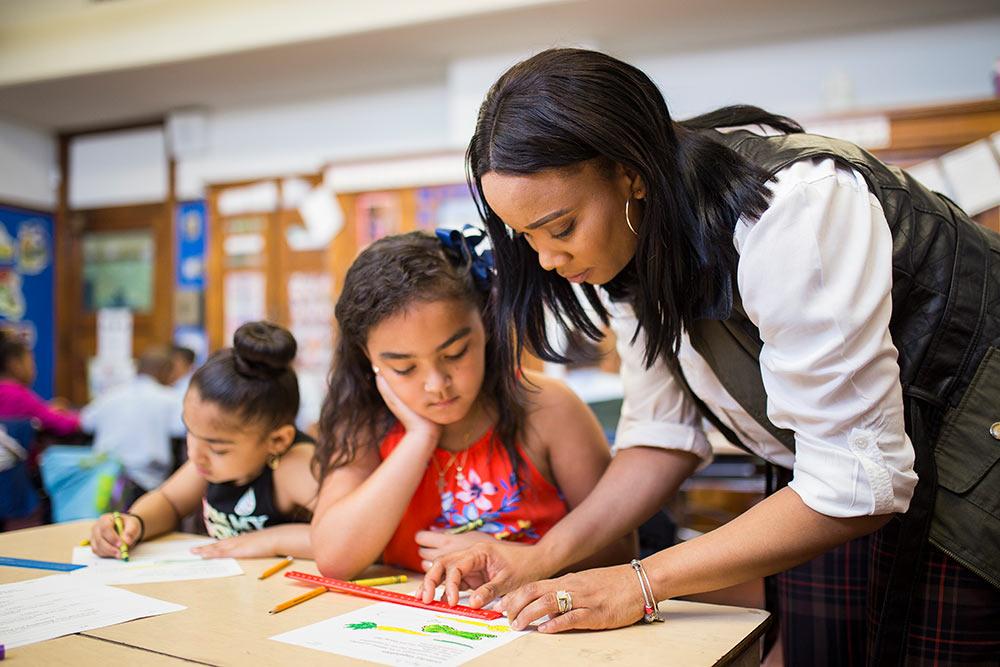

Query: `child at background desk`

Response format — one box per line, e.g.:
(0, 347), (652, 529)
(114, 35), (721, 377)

(310, 229), (636, 579)
(0, 329), (80, 436)
(89, 321), (318, 559)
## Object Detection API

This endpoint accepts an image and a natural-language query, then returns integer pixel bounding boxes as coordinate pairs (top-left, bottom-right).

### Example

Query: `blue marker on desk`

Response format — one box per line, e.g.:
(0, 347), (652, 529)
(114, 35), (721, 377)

(0, 556), (86, 572)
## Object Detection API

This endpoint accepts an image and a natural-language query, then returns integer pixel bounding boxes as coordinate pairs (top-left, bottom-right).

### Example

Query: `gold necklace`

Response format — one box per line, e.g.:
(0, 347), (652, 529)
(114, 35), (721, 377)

(431, 417), (479, 494)
(431, 449), (470, 495)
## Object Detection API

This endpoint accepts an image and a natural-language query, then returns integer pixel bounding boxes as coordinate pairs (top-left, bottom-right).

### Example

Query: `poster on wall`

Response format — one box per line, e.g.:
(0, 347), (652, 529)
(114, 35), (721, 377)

(288, 272), (333, 430)
(82, 230), (154, 313)
(355, 192), (401, 248)
(175, 201), (208, 362)
(223, 271), (266, 346)
(88, 308), (135, 400)
(287, 272), (333, 372)
(416, 184), (482, 233)
(0, 205), (55, 399)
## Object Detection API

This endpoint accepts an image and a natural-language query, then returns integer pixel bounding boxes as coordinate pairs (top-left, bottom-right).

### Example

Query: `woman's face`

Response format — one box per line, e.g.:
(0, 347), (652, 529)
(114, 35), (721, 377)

(182, 388), (290, 485)
(365, 298), (487, 427)
(481, 160), (642, 285)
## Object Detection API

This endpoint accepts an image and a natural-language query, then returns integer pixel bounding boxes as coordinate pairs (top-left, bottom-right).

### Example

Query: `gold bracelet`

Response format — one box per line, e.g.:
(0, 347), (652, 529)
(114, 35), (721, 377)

(630, 559), (664, 623)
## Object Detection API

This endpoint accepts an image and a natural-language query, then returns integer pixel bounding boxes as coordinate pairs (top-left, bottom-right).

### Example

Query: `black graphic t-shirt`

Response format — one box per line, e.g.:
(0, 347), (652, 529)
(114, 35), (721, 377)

(201, 432), (314, 539)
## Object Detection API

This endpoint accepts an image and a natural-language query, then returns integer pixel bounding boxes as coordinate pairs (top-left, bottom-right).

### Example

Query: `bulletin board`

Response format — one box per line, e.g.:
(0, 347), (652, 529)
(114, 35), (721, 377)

(0, 205), (55, 398)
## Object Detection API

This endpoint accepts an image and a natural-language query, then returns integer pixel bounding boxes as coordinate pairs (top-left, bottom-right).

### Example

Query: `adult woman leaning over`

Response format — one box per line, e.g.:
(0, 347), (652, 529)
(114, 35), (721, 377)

(420, 48), (1000, 665)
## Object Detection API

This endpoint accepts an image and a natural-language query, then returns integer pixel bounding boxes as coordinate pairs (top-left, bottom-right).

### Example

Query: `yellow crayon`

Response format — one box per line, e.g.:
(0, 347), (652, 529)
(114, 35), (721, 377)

(112, 512), (129, 562)
(351, 575), (408, 587)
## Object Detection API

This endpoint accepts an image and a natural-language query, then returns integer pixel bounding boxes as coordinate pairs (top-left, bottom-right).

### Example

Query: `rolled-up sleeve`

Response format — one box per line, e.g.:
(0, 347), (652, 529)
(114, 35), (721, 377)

(738, 159), (918, 517)
(608, 302), (713, 470)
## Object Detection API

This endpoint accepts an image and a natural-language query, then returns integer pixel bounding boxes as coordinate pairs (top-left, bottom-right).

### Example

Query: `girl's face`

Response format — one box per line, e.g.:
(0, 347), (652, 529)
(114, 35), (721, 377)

(7, 350), (36, 386)
(365, 298), (487, 426)
(481, 160), (642, 286)
(182, 387), (293, 485)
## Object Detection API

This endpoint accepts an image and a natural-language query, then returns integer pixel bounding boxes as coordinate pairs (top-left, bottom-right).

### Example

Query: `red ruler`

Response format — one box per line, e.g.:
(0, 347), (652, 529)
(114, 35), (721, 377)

(285, 571), (504, 620)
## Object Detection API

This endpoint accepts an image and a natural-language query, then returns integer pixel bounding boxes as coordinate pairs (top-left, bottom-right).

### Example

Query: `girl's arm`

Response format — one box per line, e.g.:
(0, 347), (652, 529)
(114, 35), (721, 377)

(90, 461), (207, 557)
(311, 374), (441, 579)
(193, 444), (321, 559)
(524, 372), (638, 569)
(23, 387), (81, 436)
(310, 430), (436, 579)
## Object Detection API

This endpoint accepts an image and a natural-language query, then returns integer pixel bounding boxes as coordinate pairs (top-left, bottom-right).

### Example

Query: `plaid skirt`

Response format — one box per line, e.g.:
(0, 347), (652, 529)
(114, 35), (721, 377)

(772, 507), (1000, 666)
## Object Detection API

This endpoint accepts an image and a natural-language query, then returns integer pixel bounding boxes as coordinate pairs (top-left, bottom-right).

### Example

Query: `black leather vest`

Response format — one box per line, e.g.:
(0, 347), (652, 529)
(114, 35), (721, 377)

(686, 130), (1000, 590)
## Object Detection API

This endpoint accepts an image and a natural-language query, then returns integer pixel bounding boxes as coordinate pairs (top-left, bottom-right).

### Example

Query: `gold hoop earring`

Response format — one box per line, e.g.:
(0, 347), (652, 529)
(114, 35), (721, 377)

(267, 453), (280, 470)
(625, 198), (639, 236)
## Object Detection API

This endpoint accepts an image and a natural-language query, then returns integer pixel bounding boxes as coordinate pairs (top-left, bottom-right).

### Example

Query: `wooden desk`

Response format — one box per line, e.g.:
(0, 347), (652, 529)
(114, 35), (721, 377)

(0, 522), (769, 666)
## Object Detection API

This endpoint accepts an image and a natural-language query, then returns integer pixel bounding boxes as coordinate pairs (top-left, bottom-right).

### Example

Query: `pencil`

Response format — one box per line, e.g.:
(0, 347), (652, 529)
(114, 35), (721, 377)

(447, 519), (484, 535)
(268, 585), (326, 614)
(112, 512), (129, 562)
(351, 575), (408, 587)
(258, 556), (294, 580)
(79, 538), (90, 547)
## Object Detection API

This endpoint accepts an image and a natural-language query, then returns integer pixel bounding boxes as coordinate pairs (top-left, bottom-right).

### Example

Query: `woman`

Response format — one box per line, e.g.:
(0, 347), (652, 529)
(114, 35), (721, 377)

(420, 48), (1000, 665)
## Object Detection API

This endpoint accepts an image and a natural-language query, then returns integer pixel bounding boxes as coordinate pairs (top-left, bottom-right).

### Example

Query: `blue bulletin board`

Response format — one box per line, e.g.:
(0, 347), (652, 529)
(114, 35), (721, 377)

(0, 205), (55, 399)
(174, 201), (208, 362)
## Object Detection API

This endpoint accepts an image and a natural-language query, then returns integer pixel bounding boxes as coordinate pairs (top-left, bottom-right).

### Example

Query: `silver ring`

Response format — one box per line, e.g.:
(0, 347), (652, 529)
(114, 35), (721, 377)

(555, 590), (573, 614)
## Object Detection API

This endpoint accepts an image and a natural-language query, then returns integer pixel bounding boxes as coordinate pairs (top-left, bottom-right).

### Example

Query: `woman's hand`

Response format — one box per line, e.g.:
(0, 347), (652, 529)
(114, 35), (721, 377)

(420, 541), (554, 608)
(374, 373), (440, 443)
(500, 564), (646, 633)
(415, 530), (516, 566)
(89, 513), (141, 559)
(191, 531), (277, 559)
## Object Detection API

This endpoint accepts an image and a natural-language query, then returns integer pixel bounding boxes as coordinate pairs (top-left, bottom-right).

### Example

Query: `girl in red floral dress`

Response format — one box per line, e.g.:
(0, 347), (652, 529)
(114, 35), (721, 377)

(310, 230), (635, 579)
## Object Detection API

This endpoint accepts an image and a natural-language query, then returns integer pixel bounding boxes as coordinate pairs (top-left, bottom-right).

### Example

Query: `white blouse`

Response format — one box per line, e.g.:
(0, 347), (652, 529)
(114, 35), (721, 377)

(610, 155), (919, 518)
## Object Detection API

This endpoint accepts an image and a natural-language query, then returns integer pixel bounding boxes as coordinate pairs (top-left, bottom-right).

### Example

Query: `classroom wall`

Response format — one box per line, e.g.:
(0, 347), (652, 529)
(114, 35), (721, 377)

(69, 127), (168, 209)
(69, 15), (1000, 205)
(635, 16), (1000, 119)
(0, 115), (56, 211)
(176, 83), (449, 200)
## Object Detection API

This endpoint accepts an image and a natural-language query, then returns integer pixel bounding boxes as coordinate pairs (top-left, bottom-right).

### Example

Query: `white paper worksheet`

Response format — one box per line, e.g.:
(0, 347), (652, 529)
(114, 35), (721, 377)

(71, 538), (243, 584)
(271, 602), (528, 667)
(0, 574), (184, 649)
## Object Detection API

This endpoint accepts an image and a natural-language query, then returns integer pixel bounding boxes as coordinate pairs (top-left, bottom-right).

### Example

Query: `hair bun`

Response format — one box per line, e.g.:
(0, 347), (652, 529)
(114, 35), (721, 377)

(232, 321), (296, 380)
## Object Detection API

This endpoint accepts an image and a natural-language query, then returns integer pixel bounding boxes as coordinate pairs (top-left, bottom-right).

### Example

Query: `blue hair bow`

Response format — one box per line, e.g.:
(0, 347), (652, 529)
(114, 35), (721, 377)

(435, 225), (494, 293)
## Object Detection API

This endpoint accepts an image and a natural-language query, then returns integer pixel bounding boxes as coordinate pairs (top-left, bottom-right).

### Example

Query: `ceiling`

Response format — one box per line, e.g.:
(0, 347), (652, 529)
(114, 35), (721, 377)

(0, 0), (997, 131)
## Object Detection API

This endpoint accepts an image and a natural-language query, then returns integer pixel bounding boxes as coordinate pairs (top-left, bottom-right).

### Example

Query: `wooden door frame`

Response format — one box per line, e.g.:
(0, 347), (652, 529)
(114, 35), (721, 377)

(54, 119), (175, 401)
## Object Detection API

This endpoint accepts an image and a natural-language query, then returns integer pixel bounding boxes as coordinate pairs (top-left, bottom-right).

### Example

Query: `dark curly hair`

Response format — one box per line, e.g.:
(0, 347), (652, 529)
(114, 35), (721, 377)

(314, 231), (525, 483)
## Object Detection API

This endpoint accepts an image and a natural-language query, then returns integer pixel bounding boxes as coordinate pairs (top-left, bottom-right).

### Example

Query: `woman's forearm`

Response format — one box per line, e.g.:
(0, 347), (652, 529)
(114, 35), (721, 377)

(647, 487), (891, 600)
(538, 447), (699, 575)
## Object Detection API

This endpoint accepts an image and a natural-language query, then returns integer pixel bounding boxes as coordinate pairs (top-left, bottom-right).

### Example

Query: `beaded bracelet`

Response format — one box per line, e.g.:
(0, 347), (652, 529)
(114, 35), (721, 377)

(630, 559), (664, 623)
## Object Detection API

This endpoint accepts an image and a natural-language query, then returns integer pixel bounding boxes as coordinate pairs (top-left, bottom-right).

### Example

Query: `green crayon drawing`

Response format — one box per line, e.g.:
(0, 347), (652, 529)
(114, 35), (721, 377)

(346, 621), (424, 636)
(421, 624), (496, 641)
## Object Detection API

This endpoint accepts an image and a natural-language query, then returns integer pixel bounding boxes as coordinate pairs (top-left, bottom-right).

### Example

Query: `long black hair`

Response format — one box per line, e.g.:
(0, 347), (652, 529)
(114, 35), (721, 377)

(189, 321), (300, 433)
(314, 231), (525, 483)
(468, 48), (802, 370)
